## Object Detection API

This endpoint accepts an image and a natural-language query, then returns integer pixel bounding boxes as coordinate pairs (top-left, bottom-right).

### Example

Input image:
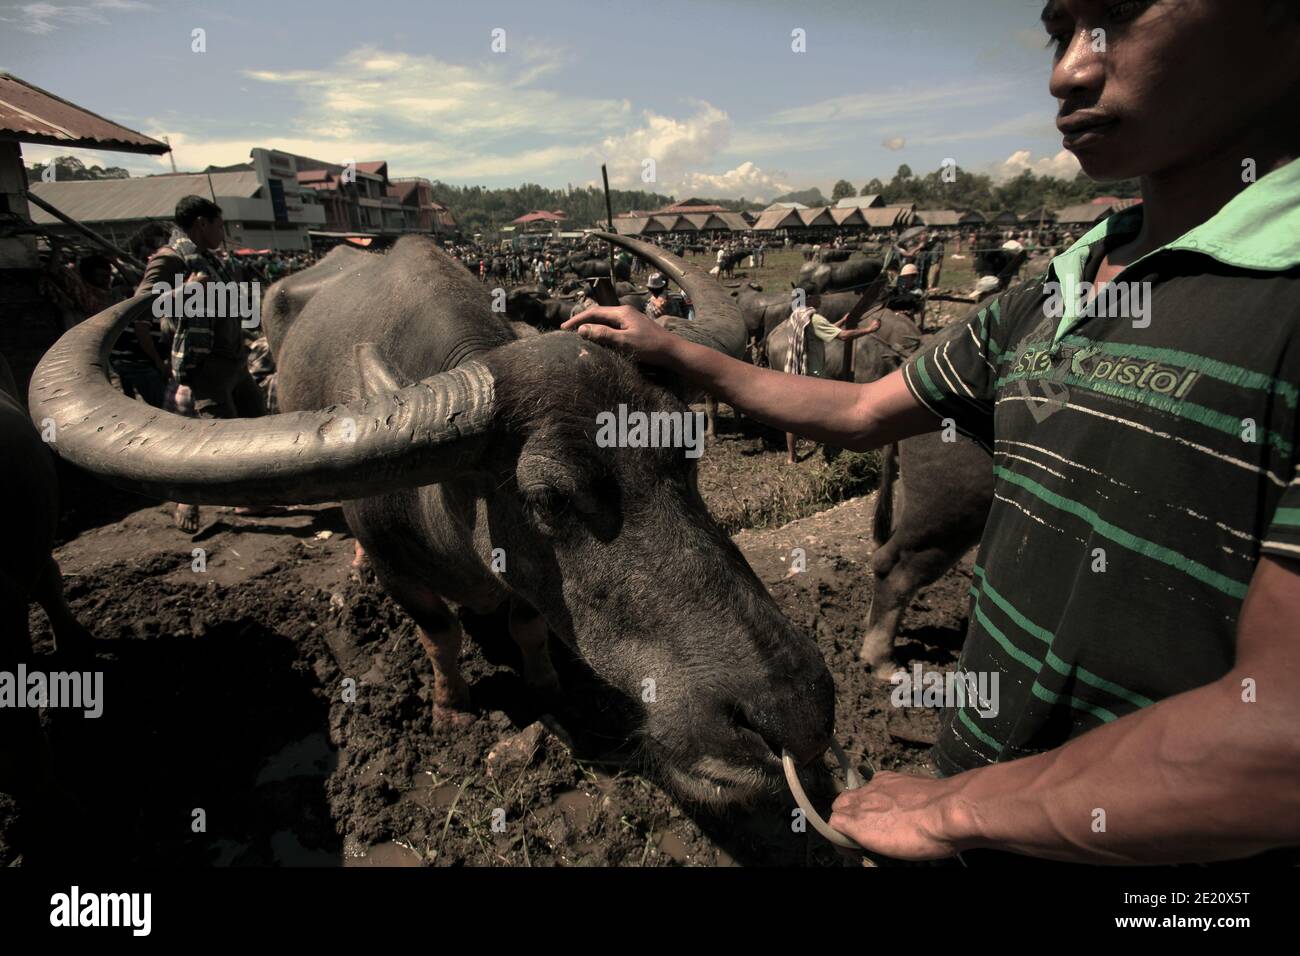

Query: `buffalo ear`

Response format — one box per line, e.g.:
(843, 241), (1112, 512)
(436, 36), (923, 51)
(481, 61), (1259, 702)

(355, 342), (406, 398)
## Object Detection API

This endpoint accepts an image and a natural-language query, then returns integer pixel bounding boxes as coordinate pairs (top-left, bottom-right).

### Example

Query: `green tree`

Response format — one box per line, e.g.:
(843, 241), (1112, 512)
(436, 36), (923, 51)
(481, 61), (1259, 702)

(830, 179), (857, 202)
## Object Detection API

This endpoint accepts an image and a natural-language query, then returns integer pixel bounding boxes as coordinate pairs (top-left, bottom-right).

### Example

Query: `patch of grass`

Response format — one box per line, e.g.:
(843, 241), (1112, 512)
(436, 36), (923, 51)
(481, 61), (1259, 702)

(703, 447), (881, 534)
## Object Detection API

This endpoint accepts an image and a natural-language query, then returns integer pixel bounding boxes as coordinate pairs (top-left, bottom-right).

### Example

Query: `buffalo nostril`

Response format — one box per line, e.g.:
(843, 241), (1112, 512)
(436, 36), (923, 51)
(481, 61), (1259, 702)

(732, 699), (831, 766)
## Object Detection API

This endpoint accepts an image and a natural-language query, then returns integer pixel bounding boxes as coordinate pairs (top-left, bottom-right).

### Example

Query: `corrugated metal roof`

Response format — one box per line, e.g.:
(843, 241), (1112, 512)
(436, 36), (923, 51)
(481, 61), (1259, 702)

(830, 207), (865, 226)
(650, 214), (683, 231)
(0, 72), (169, 154)
(28, 172), (262, 224)
(914, 209), (962, 226)
(614, 217), (648, 236)
(511, 210), (566, 224)
(715, 212), (750, 232)
(1053, 202), (1109, 224)
(657, 199), (727, 214)
(1019, 206), (1055, 222)
(835, 194), (882, 208)
(862, 205), (915, 228)
(752, 208), (800, 230)
(798, 206), (835, 227)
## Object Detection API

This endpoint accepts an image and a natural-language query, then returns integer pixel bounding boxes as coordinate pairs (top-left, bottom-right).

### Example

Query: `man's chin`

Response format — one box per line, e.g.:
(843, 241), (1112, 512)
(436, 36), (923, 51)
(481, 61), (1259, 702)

(1066, 143), (1144, 184)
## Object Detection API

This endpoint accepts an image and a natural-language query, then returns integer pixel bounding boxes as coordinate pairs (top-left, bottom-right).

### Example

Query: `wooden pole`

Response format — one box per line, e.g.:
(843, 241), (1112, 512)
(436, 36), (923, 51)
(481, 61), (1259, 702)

(601, 164), (616, 282)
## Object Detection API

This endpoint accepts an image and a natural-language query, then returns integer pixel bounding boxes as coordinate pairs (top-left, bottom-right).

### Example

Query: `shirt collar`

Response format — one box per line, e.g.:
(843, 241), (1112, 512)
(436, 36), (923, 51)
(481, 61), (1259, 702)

(1046, 155), (1300, 345)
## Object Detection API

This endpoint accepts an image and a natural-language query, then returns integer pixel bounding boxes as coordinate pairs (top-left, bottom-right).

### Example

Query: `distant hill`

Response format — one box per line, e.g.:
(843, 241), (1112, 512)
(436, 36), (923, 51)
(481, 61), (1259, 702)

(769, 187), (828, 208)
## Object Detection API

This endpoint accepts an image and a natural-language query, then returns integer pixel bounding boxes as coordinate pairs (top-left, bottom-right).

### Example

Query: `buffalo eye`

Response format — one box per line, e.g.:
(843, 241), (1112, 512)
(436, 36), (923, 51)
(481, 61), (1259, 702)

(522, 485), (571, 534)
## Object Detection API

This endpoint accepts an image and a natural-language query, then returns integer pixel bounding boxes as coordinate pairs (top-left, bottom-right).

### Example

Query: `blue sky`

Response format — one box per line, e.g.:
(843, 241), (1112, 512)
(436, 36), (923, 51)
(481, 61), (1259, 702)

(2, 0), (1079, 200)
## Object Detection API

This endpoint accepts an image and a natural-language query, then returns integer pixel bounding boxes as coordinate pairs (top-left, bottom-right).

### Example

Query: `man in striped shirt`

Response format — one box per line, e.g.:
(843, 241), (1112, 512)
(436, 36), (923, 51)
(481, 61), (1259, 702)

(567, 0), (1300, 863)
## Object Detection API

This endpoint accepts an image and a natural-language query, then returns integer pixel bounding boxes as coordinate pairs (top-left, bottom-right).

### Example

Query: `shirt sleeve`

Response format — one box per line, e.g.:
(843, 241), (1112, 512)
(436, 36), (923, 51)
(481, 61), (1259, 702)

(1263, 492), (1300, 560)
(135, 250), (186, 295)
(1261, 341), (1300, 562)
(809, 312), (840, 343)
(900, 295), (1009, 451)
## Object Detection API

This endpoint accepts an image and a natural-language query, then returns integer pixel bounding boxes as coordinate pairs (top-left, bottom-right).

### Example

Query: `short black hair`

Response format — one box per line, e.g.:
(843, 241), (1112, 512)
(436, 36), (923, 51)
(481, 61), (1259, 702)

(175, 195), (224, 230)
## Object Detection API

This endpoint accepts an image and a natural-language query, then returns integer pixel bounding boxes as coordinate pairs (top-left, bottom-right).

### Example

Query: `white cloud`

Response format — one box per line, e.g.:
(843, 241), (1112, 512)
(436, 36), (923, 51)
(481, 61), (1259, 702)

(245, 46), (630, 142)
(1, 0), (150, 35)
(591, 102), (788, 200)
(993, 148), (1081, 181)
(597, 102), (731, 186)
(767, 79), (1016, 126)
(678, 161), (793, 202)
(882, 136), (906, 151)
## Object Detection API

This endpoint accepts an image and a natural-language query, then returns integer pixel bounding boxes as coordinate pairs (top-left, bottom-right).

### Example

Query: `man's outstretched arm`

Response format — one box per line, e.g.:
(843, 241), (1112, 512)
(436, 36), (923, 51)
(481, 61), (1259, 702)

(829, 555), (1300, 864)
(562, 305), (938, 449)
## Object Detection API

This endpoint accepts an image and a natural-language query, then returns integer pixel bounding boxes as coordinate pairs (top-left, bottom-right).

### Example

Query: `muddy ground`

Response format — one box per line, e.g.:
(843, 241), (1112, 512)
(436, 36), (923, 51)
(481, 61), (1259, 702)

(9, 403), (973, 868)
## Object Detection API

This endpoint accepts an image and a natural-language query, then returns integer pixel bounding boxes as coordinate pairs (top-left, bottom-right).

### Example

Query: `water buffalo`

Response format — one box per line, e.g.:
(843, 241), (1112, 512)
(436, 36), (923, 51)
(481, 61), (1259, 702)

(763, 308), (922, 386)
(795, 256), (883, 295)
(816, 248), (854, 263)
(1, 354), (91, 800)
(565, 257), (631, 282)
(508, 286), (649, 330)
(29, 233), (836, 806)
(505, 288), (585, 329)
(732, 285), (793, 343)
(857, 323), (994, 677)
(715, 248), (750, 275)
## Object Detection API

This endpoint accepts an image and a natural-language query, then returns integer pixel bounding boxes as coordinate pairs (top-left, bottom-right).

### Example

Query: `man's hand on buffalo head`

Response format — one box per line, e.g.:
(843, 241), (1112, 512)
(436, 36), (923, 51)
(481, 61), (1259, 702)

(562, 304), (678, 365)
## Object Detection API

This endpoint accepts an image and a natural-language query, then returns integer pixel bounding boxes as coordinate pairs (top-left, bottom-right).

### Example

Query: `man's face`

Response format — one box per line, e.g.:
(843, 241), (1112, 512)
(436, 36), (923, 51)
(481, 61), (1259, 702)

(195, 215), (225, 250)
(1043, 0), (1300, 180)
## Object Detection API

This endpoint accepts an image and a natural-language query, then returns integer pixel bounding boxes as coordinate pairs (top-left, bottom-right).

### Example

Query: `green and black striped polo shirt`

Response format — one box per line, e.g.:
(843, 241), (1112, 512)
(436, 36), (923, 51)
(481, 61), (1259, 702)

(901, 157), (1300, 776)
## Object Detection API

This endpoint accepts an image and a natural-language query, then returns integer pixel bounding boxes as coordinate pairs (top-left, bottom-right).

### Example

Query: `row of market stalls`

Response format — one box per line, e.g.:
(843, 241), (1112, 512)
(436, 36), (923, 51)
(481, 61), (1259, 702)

(609, 198), (1134, 237)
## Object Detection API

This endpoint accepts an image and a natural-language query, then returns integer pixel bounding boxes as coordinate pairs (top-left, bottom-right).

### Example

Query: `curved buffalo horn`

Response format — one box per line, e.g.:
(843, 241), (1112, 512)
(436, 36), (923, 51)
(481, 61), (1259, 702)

(28, 294), (496, 506)
(589, 232), (747, 360)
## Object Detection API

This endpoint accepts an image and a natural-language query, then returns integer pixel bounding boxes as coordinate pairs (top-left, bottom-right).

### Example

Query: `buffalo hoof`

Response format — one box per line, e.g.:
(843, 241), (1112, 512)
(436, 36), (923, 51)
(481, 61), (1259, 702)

(432, 704), (476, 729)
(350, 541), (368, 570)
(860, 654), (905, 684)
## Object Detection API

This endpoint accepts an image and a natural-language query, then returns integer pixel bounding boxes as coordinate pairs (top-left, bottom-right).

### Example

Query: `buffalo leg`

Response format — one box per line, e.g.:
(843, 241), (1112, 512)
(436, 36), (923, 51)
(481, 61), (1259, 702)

(508, 599), (560, 695)
(389, 584), (474, 727)
(32, 556), (91, 657)
(861, 542), (967, 680)
(0, 576), (51, 805)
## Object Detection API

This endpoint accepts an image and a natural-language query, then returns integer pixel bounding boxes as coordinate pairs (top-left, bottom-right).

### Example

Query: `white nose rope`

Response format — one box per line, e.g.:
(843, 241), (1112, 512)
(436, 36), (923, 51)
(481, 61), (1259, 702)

(783, 742), (877, 865)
